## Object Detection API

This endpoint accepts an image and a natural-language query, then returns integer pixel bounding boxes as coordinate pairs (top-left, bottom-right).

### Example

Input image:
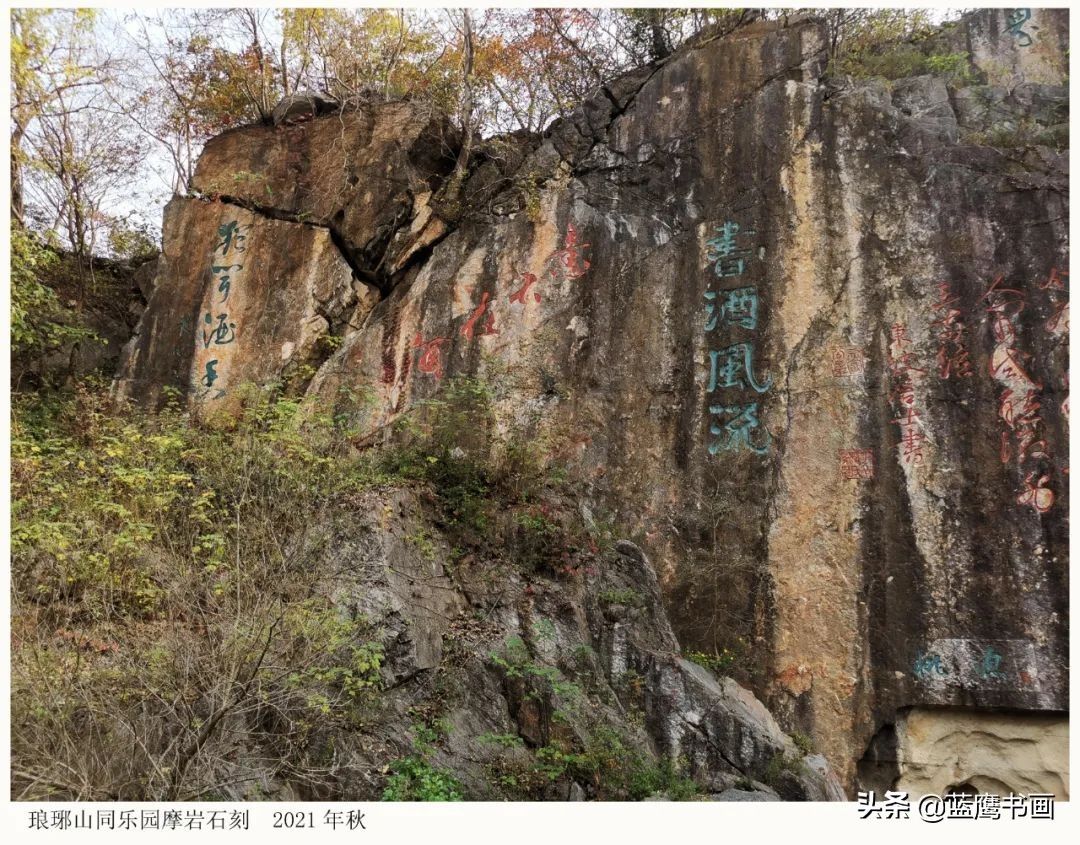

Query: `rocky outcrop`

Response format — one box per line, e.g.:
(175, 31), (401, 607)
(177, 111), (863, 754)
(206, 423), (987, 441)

(113, 197), (374, 410)
(114, 9), (1070, 794)
(204, 489), (842, 801)
(15, 253), (152, 389)
(191, 100), (459, 290)
(271, 90), (339, 126)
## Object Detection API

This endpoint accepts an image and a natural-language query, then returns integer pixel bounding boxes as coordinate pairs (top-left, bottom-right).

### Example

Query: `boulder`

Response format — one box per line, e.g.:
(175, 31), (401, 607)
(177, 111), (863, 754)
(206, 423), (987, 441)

(271, 90), (339, 126)
(192, 100), (460, 290)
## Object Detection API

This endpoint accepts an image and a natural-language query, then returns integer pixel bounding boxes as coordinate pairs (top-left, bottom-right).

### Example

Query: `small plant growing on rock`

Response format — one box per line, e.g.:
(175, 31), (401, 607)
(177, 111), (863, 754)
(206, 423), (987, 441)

(685, 647), (737, 675)
(763, 752), (806, 789)
(381, 756), (464, 801)
(597, 588), (645, 609)
(791, 731), (814, 756)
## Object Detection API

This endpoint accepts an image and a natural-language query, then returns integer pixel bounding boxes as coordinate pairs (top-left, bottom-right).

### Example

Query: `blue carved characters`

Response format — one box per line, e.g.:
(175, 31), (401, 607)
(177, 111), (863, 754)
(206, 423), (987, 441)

(202, 312), (237, 348)
(201, 359), (220, 388)
(705, 286), (759, 331)
(708, 403), (771, 455)
(197, 359), (225, 400)
(1006, 8), (1033, 47)
(979, 646), (1006, 679)
(708, 343), (772, 393)
(705, 221), (755, 277)
(913, 650), (948, 680)
(194, 220), (248, 404)
(216, 220), (247, 256)
(702, 216), (771, 456)
(212, 263), (243, 302)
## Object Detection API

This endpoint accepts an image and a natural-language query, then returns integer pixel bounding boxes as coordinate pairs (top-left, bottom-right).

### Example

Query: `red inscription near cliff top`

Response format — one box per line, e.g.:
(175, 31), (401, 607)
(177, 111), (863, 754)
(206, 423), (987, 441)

(551, 223), (591, 280)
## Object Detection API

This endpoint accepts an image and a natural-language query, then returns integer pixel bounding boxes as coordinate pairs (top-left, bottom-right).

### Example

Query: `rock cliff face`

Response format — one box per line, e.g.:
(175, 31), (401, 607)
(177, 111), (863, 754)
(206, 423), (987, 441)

(114, 10), (1070, 794)
(245, 493), (845, 801)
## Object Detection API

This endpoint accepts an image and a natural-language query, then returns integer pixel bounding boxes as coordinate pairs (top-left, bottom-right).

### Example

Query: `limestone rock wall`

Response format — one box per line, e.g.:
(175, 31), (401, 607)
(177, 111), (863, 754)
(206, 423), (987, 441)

(894, 708), (1069, 797)
(113, 10), (1069, 793)
(113, 197), (374, 410)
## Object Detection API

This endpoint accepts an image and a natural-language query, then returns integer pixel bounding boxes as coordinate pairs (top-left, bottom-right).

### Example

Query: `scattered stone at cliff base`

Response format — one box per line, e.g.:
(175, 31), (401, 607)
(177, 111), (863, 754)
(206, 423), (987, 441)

(113, 8), (1070, 796)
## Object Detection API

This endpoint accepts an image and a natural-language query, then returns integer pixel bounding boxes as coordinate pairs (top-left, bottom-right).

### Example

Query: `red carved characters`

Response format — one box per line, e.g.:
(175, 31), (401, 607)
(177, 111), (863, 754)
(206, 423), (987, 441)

(887, 322), (927, 466)
(411, 333), (450, 379)
(1037, 266), (1068, 291)
(1039, 266), (1068, 335)
(839, 449), (875, 480)
(460, 291), (498, 340)
(383, 221), (590, 386)
(1017, 472), (1054, 513)
(509, 272), (541, 306)
(931, 281), (973, 379)
(551, 223), (591, 280)
(983, 271), (1056, 514)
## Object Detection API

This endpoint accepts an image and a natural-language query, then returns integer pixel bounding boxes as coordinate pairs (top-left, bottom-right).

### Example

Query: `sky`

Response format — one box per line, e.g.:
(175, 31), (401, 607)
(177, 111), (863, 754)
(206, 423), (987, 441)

(18, 4), (969, 252)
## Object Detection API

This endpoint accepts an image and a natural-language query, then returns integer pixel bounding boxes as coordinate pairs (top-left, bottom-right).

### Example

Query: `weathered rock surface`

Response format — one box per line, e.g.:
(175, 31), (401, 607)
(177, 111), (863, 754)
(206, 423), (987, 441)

(713, 788), (780, 802)
(113, 196), (375, 410)
(114, 10), (1070, 794)
(204, 491), (840, 800)
(271, 90), (339, 126)
(866, 707), (1070, 798)
(191, 100), (459, 290)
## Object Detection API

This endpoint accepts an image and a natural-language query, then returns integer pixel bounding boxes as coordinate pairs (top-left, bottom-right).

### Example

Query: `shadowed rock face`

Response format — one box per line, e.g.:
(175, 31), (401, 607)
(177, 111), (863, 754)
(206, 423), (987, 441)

(191, 101), (460, 290)
(114, 10), (1069, 791)
(180, 489), (845, 802)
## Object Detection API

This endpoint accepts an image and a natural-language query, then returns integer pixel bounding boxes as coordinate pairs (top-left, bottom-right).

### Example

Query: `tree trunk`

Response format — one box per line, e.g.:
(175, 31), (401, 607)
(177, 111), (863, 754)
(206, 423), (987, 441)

(10, 125), (25, 227)
(648, 10), (671, 60)
(440, 10), (475, 217)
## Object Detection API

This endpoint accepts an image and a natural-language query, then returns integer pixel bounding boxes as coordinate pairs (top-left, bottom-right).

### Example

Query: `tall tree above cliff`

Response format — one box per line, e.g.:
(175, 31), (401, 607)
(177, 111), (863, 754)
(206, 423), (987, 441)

(9, 8), (104, 228)
(278, 9), (450, 106)
(12, 7), (150, 291)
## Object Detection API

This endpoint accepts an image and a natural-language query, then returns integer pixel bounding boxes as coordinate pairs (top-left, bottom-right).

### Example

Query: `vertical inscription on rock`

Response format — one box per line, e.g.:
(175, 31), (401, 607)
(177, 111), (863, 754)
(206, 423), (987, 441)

(703, 220), (772, 455)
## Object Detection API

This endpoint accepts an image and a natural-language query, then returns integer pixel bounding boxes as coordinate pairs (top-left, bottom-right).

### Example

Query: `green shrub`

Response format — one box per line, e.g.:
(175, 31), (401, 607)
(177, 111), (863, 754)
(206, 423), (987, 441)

(381, 757), (464, 801)
(685, 647), (739, 675)
(763, 752), (805, 788)
(10, 369), (618, 800)
(477, 732), (526, 749)
(597, 588), (645, 609)
(568, 727), (699, 800)
(10, 223), (93, 362)
(925, 51), (974, 84)
(791, 731), (814, 756)
(10, 383), (393, 800)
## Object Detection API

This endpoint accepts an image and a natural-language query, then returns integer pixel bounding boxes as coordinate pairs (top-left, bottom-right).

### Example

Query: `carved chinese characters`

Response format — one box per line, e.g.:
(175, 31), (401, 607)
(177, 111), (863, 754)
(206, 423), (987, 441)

(704, 221), (772, 456)
(983, 272), (1056, 514)
(404, 223), (591, 385)
(887, 323), (927, 466)
(192, 218), (247, 403)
